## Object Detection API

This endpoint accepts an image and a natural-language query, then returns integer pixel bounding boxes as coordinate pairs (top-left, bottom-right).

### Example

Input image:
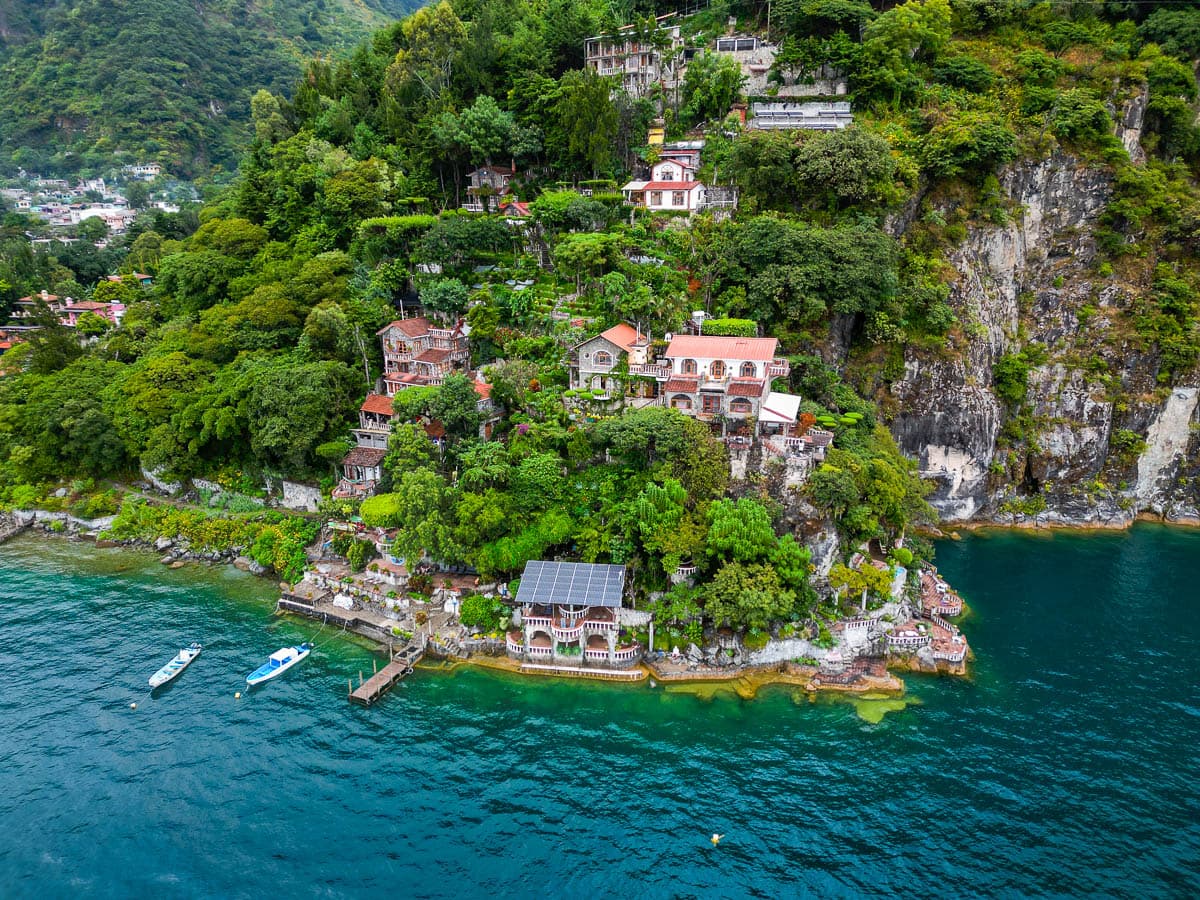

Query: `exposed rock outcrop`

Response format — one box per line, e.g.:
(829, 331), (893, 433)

(888, 152), (1200, 527)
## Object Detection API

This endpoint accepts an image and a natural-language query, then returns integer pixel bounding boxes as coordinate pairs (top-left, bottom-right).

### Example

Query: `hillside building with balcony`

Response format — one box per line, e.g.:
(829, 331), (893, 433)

(568, 323), (658, 405)
(377, 317), (470, 394)
(584, 17), (683, 98)
(657, 334), (795, 435)
(464, 165), (514, 212)
(506, 561), (641, 668)
(621, 157), (737, 216)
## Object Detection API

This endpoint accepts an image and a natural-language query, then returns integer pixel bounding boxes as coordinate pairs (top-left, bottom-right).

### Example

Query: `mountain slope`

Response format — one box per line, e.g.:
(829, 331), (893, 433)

(0, 0), (422, 175)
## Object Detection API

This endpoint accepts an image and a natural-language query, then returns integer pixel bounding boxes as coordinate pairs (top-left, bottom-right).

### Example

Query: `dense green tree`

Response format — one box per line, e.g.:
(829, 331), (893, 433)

(704, 562), (795, 631)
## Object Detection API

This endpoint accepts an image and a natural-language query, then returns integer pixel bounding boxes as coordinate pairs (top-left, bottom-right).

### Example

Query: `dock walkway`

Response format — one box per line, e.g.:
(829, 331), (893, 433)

(349, 638), (426, 706)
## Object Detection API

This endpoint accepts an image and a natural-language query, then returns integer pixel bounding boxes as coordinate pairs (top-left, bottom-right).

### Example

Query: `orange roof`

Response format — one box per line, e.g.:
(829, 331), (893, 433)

(473, 380), (492, 400)
(666, 334), (778, 362)
(377, 317), (431, 338)
(597, 323), (644, 353)
(360, 394), (394, 416)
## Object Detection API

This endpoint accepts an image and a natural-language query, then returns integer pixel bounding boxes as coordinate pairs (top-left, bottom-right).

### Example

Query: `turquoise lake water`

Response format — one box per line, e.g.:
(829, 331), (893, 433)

(1, 528), (1198, 898)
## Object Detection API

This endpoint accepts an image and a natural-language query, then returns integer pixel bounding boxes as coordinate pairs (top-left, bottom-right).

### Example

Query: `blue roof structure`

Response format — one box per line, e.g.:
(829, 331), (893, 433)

(516, 561), (627, 608)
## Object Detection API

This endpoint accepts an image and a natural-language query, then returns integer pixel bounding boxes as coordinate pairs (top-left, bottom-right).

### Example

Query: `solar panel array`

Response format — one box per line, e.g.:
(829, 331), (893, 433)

(515, 561), (627, 608)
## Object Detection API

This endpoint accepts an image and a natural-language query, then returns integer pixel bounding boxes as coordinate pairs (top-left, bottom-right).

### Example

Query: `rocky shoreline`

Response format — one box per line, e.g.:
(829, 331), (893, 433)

(0, 508), (279, 579)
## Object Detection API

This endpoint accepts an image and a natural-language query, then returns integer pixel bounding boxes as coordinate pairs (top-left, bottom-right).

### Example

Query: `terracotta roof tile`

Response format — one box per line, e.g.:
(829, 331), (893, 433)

(726, 378), (765, 397)
(642, 181), (702, 190)
(342, 447), (387, 466)
(360, 394), (394, 416)
(666, 334), (778, 362)
(598, 323), (642, 352)
(414, 347), (452, 363)
(473, 380), (492, 400)
(376, 317), (431, 338)
(663, 377), (700, 392)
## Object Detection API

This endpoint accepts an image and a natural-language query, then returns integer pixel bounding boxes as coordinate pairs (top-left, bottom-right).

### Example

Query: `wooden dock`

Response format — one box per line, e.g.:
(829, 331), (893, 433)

(348, 640), (426, 706)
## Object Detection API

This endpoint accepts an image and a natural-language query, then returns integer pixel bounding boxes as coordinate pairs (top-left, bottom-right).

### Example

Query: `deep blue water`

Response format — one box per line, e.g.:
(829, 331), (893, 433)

(1, 528), (1198, 898)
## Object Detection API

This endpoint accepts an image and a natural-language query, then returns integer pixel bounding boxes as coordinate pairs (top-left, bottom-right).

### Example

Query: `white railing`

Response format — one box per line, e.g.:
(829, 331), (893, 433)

(506, 636), (523, 654)
(930, 614), (956, 633)
(527, 645), (552, 657)
(675, 564), (698, 577)
(768, 360), (790, 377)
(613, 646), (639, 661)
(525, 616), (552, 629)
(583, 620), (618, 632)
(932, 646), (967, 662)
(628, 363), (671, 378)
(585, 648), (609, 660)
(552, 624), (584, 642)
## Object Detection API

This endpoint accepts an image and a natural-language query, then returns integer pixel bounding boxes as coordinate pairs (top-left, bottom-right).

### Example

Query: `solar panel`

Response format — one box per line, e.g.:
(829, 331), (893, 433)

(515, 561), (627, 608)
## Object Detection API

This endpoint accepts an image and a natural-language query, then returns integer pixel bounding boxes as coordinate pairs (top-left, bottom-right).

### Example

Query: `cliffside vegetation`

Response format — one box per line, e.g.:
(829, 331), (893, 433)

(4, 0), (1200, 617)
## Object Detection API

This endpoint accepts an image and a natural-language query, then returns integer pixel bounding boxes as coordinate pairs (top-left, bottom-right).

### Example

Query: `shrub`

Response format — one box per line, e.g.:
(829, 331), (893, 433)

(933, 56), (995, 92)
(701, 317), (758, 337)
(1051, 90), (1114, 145)
(459, 593), (511, 633)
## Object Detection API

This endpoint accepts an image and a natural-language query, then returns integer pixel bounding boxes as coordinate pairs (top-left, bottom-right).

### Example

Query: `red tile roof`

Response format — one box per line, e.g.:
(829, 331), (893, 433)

(360, 394), (395, 416)
(666, 335), (779, 362)
(414, 347), (452, 363)
(342, 447), (387, 466)
(377, 317), (431, 338)
(424, 421), (446, 439)
(642, 181), (701, 190)
(663, 377), (700, 392)
(597, 323), (643, 353)
(727, 378), (766, 397)
(473, 380), (492, 400)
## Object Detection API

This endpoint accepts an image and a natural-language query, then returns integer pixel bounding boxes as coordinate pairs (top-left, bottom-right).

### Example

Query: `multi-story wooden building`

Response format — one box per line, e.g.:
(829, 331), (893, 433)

(377, 317), (470, 394)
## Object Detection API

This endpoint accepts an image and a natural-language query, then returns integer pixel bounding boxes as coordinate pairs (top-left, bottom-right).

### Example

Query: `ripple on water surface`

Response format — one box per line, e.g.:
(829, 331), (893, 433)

(0, 530), (1199, 898)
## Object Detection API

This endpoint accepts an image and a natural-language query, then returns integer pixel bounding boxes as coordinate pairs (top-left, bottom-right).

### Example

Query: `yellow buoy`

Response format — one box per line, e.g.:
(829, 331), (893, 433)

(710, 833), (723, 847)
(234, 692), (242, 699)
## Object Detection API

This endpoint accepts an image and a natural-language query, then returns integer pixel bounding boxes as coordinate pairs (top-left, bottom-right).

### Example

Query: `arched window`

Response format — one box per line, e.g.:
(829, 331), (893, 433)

(671, 394), (692, 409)
(681, 359), (698, 375)
(710, 360), (726, 379)
(740, 361), (756, 378)
(660, 166), (675, 180)
(730, 398), (753, 414)
(594, 350), (613, 368)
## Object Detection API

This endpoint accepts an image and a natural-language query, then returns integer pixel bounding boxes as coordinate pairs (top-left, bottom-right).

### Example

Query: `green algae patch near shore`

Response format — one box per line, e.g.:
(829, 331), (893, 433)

(851, 693), (921, 724)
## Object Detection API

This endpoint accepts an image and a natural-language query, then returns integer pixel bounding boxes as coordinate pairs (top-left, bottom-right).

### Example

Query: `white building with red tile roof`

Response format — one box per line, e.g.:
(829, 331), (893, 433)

(621, 161), (736, 215)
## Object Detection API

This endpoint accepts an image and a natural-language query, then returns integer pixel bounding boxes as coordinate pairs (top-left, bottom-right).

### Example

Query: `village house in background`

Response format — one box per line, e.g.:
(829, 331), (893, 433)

(506, 561), (643, 669)
(12, 290), (126, 327)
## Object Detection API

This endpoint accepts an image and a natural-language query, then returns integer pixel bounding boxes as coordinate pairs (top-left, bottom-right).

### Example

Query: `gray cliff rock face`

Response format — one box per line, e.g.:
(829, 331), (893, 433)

(888, 153), (1200, 525)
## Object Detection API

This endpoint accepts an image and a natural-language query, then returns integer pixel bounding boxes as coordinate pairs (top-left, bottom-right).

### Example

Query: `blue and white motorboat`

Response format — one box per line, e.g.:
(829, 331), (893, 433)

(149, 642), (202, 689)
(245, 643), (312, 686)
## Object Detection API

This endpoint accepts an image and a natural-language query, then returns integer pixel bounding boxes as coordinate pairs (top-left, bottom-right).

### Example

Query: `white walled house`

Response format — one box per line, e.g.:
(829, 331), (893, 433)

(622, 160), (735, 215)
